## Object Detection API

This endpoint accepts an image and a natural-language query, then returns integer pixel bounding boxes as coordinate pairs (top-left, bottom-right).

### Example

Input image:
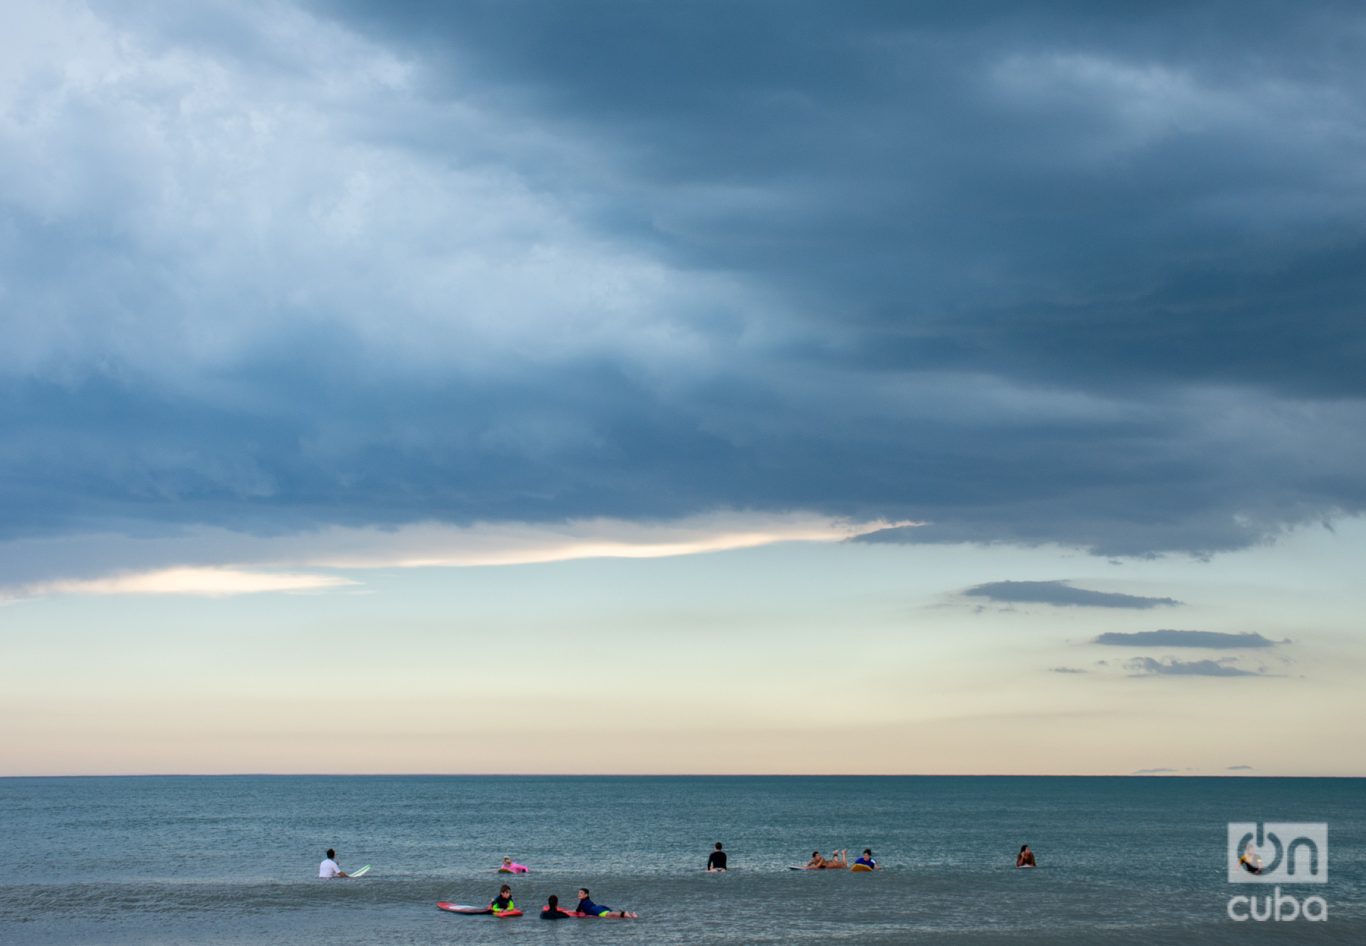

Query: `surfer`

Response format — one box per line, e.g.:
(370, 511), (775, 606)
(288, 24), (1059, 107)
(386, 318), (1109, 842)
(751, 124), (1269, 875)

(1016, 844), (1037, 868)
(576, 887), (638, 919)
(318, 848), (350, 878)
(806, 849), (847, 869)
(1239, 842), (1263, 875)
(500, 856), (530, 873)
(490, 884), (517, 915)
(541, 894), (573, 920)
(854, 848), (878, 870)
(707, 841), (728, 872)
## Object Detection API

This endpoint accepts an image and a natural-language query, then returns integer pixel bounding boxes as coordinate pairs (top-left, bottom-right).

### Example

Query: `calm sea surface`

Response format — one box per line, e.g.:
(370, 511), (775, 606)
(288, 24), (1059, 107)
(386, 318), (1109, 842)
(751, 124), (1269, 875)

(1, 775), (1362, 944)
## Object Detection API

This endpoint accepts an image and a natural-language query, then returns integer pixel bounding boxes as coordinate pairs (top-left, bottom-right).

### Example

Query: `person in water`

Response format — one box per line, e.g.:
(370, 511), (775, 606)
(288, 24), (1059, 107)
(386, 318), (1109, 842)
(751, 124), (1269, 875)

(490, 884), (516, 914)
(854, 848), (878, 869)
(807, 849), (848, 869)
(1239, 842), (1263, 875)
(500, 855), (530, 874)
(318, 848), (349, 878)
(541, 894), (573, 919)
(707, 841), (728, 872)
(576, 887), (637, 919)
(1016, 844), (1037, 868)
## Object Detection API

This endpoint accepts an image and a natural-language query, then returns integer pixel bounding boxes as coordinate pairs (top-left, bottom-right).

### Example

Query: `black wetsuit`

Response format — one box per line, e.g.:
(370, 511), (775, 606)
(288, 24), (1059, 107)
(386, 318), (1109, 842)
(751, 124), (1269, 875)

(707, 850), (728, 870)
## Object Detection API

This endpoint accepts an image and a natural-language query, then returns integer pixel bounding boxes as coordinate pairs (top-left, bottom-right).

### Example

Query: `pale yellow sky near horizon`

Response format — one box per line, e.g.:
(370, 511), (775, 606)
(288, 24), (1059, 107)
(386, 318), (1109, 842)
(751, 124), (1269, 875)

(2, 520), (1363, 778)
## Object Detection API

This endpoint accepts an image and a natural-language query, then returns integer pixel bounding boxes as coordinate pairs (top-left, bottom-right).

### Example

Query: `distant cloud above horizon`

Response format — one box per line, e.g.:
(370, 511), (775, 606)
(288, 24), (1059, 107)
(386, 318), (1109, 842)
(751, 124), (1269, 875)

(5, 0), (1366, 584)
(963, 580), (1180, 609)
(1094, 630), (1282, 648)
(1126, 657), (1269, 678)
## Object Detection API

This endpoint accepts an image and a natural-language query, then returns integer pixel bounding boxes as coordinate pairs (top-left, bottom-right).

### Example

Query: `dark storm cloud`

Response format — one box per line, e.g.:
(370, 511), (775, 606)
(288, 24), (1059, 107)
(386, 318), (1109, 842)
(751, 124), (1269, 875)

(963, 580), (1179, 608)
(3, 1), (1366, 573)
(1093, 630), (1281, 648)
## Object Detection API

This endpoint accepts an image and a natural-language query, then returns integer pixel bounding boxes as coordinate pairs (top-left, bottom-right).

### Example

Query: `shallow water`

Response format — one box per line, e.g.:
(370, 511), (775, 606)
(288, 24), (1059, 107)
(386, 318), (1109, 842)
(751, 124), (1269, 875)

(1, 775), (1362, 944)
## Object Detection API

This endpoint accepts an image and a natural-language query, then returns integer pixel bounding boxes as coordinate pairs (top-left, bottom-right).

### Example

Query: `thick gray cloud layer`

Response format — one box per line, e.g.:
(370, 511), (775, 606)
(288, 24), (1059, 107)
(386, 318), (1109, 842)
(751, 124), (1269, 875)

(963, 580), (1179, 608)
(4, 0), (1366, 567)
(1094, 630), (1280, 648)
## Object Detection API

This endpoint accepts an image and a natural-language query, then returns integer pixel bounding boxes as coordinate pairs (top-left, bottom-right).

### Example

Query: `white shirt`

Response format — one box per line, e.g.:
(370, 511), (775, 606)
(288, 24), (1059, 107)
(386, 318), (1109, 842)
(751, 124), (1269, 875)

(319, 858), (342, 878)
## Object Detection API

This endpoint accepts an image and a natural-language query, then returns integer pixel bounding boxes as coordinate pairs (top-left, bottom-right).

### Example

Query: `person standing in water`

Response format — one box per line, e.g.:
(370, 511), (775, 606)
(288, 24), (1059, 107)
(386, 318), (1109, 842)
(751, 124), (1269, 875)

(1016, 844), (1037, 868)
(706, 841), (728, 872)
(540, 894), (573, 919)
(318, 849), (349, 878)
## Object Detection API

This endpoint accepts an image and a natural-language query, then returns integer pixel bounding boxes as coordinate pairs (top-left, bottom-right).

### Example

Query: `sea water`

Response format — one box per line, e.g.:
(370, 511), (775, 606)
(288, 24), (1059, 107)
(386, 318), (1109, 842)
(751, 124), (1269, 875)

(1, 775), (1362, 944)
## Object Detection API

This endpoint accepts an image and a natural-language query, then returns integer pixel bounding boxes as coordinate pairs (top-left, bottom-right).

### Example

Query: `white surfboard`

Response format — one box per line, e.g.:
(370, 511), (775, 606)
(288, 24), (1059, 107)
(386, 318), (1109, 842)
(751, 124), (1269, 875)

(350, 864), (371, 878)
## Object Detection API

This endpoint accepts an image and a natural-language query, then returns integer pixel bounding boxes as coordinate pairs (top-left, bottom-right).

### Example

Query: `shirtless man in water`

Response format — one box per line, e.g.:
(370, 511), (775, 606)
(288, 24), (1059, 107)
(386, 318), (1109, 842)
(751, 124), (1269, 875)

(806, 849), (848, 869)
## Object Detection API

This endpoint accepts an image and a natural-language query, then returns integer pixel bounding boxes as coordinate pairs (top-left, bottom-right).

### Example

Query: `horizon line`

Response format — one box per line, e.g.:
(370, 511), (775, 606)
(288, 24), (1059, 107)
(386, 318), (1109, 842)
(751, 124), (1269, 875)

(2, 771), (1356, 780)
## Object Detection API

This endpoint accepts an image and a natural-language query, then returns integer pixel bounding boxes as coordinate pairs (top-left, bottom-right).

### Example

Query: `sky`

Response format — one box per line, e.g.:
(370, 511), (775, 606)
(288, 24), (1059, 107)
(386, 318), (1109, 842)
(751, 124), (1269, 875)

(2, 0), (1364, 776)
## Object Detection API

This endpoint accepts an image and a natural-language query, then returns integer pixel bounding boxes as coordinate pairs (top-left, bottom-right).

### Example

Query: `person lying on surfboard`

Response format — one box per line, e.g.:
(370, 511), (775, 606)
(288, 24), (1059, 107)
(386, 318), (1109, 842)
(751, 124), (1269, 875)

(854, 848), (878, 869)
(490, 884), (517, 914)
(806, 849), (848, 869)
(500, 856), (530, 873)
(576, 887), (638, 919)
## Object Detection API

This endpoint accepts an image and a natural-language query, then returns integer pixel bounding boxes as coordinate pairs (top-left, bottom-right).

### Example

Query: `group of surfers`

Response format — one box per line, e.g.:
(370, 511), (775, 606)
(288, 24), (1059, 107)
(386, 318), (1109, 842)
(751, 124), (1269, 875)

(801, 848), (879, 870)
(319, 839), (1038, 890)
(703, 841), (881, 872)
(490, 884), (638, 919)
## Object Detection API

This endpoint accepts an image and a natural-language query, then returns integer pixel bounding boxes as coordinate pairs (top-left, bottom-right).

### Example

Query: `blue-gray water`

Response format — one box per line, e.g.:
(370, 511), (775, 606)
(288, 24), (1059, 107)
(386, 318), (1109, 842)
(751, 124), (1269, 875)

(1, 776), (1362, 944)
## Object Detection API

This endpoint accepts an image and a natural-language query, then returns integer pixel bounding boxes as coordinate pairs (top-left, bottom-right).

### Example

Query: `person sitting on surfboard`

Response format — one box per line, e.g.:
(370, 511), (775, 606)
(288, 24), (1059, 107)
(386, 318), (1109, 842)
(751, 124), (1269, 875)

(318, 848), (349, 878)
(500, 856), (530, 874)
(490, 884), (516, 914)
(576, 887), (638, 919)
(1238, 842), (1263, 874)
(1016, 844), (1037, 868)
(540, 894), (573, 920)
(854, 848), (878, 870)
(707, 842), (728, 872)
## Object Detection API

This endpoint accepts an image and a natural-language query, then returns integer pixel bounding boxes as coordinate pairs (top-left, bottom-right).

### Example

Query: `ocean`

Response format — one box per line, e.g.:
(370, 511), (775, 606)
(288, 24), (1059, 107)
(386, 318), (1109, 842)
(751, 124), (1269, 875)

(1, 775), (1361, 944)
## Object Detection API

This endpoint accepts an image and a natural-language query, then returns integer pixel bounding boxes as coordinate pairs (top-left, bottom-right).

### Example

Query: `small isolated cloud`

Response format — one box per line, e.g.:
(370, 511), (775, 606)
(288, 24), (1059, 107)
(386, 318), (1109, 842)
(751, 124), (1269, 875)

(1050, 666), (1088, 674)
(963, 580), (1180, 609)
(1227, 765), (1255, 771)
(1125, 657), (1267, 677)
(1094, 630), (1282, 648)
(1133, 768), (1178, 775)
